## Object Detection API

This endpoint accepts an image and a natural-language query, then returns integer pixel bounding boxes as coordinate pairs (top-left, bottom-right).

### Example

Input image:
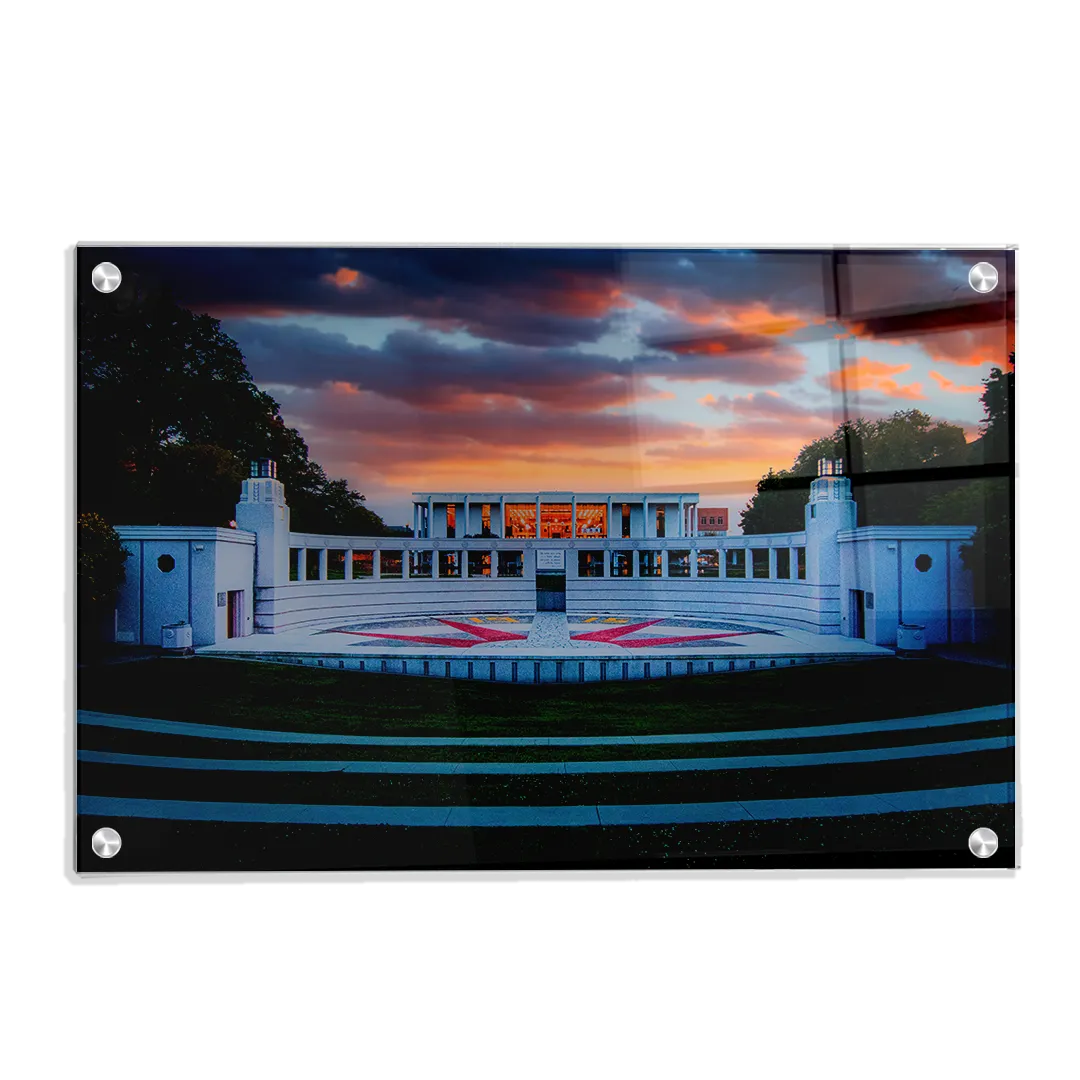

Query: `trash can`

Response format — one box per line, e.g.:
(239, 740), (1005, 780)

(162, 622), (193, 654)
(896, 623), (926, 653)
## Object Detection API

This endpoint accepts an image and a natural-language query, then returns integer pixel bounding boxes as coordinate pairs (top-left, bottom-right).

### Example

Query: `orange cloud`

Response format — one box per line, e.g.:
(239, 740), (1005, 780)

(322, 267), (364, 289)
(652, 297), (809, 337)
(929, 370), (982, 394)
(824, 357), (926, 400)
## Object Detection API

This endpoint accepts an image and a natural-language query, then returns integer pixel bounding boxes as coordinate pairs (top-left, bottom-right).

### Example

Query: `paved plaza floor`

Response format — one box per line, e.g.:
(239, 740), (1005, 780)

(201, 610), (891, 663)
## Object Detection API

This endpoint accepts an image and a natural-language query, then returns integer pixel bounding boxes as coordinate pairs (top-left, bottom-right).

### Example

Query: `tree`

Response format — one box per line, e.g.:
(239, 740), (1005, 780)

(78, 513), (131, 644)
(740, 410), (971, 534)
(958, 357), (1015, 642)
(78, 289), (387, 535)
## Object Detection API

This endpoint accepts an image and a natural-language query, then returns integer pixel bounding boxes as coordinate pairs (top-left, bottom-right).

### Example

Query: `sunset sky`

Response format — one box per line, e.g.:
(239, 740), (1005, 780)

(118, 248), (1013, 531)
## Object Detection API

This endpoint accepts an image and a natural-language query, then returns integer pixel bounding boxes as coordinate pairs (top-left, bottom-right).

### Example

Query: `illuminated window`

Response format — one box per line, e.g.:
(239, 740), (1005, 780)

(481, 503), (491, 537)
(697, 550), (719, 578)
(504, 503), (536, 538)
(622, 503), (631, 538)
(539, 503), (572, 539)
(352, 551), (374, 578)
(656, 507), (666, 538)
(439, 551), (462, 578)
(446, 504), (456, 539)
(575, 503), (607, 538)
(467, 551), (491, 577)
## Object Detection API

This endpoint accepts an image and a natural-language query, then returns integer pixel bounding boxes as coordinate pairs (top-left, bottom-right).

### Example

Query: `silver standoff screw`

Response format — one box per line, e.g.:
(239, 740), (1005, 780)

(968, 827), (999, 859)
(968, 262), (998, 293)
(91, 261), (122, 294)
(91, 827), (123, 859)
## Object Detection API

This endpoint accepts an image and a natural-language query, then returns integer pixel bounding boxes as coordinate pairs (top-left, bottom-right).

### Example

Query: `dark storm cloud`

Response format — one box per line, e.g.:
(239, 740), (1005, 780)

(102, 245), (1006, 356)
(227, 320), (809, 410)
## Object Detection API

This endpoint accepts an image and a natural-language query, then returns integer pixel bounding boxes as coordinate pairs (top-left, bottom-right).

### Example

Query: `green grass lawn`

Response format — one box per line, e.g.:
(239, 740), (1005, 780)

(78, 655), (1014, 738)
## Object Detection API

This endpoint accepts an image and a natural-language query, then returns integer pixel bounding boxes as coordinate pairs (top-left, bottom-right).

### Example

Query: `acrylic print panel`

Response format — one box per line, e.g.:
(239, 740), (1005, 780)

(75, 247), (1016, 872)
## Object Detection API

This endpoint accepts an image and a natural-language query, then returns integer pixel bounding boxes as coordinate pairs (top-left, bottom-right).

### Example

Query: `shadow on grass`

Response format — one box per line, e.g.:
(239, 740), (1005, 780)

(77, 656), (1015, 738)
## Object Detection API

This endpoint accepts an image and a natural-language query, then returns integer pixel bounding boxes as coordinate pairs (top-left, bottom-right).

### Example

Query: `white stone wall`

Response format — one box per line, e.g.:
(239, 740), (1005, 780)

(113, 527), (256, 647)
(837, 527), (977, 646)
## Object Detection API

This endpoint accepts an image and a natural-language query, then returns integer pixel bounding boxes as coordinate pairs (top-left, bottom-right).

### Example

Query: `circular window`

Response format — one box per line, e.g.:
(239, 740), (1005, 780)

(914, 553), (932, 573)
(157, 554), (176, 573)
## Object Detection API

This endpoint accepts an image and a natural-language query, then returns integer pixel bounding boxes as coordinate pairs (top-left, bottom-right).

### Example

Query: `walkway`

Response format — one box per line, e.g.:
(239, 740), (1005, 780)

(76, 703), (1013, 747)
(79, 783), (1014, 827)
(78, 734), (1013, 775)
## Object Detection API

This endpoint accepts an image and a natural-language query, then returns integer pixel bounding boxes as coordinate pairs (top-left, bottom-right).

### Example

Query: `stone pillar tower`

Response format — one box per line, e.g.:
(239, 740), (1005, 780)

(804, 458), (856, 586)
(235, 459), (290, 589)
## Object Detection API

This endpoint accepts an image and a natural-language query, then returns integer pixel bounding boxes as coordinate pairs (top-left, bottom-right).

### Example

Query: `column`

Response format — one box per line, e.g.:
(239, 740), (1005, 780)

(499, 495), (506, 538)
(678, 495), (685, 538)
(317, 548), (328, 581)
(570, 494), (577, 540)
(661, 549), (668, 577)
(769, 546), (778, 580)
(373, 548), (381, 580)
(297, 547), (307, 581)
(535, 495), (541, 539)
(345, 547), (353, 581)
(606, 496), (613, 538)
(463, 495), (469, 539)
(402, 548), (410, 579)
(718, 546), (727, 579)
(427, 496), (434, 539)
(790, 546), (800, 581)
(490, 549), (498, 578)
(690, 547), (698, 578)
(632, 547), (640, 577)
(432, 548), (440, 578)
(642, 496), (650, 538)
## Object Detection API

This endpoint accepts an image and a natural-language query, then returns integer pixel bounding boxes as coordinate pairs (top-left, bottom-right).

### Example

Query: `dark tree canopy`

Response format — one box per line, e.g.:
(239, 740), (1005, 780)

(740, 410), (972, 534)
(78, 291), (386, 535)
